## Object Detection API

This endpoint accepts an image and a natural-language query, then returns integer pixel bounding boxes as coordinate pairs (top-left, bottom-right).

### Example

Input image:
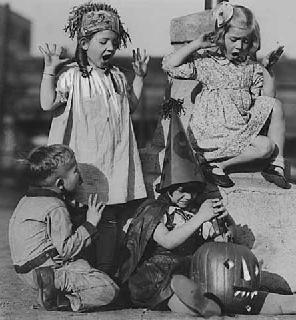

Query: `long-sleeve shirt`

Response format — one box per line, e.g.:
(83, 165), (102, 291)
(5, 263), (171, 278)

(9, 192), (97, 267)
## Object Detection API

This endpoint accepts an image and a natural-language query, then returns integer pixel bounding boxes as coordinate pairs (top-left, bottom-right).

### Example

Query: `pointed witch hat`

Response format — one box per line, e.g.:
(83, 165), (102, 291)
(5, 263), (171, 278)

(156, 98), (205, 193)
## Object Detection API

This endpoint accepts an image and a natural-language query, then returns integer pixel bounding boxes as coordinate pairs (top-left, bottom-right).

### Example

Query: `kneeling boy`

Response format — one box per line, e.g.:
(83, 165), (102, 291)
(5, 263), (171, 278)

(9, 144), (118, 311)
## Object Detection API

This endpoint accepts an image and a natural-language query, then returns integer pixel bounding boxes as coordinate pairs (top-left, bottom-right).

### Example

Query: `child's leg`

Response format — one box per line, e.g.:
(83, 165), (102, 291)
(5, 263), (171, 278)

(207, 136), (274, 188)
(253, 292), (296, 315)
(265, 100), (286, 174)
(267, 100), (285, 160)
(218, 135), (275, 170)
(169, 275), (221, 317)
(261, 101), (290, 188)
(94, 205), (120, 277)
(54, 259), (119, 311)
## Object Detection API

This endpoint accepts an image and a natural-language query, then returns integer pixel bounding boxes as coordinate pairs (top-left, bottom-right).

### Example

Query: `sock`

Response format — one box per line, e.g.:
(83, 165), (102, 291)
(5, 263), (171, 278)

(210, 163), (225, 175)
(270, 156), (285, 175)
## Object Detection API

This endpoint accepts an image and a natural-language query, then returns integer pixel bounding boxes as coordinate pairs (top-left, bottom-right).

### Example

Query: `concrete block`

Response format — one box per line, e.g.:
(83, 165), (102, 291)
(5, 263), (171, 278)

(140, 139), (296, 292)
(170, 10), (214, 44)
(221, 172), (296, 292)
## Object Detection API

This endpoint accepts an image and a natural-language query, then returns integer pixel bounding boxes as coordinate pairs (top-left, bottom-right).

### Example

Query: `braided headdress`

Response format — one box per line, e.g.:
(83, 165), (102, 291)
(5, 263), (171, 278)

(64, 2), (131, 48)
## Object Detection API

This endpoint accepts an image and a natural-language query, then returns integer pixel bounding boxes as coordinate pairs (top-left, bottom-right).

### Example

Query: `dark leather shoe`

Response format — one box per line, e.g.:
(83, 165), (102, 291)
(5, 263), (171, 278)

(33, 267), (57, 311)
(57, 293), (71, 311)
(171, 275), (221, 318)
(261, 165), (291, 189)
(205, 165), (235, 188)
(211, 172), (235, 188)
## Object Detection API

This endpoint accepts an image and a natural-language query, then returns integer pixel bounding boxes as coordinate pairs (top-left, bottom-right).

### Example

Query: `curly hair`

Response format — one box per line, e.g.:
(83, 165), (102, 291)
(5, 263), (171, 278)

(27, 144), (76, 187)
(65, 2), (131, 77)
(215, 5), (261, 60)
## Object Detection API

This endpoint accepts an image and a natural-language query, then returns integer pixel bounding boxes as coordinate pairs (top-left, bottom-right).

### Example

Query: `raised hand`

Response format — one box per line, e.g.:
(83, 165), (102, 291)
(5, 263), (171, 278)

(132, 48), (150, 78)
(196, 31), (217, 49)
(86, 194), (106, 227)
(39, 43), (69, 72)
(262, 45), (284, 71)
(211, 198), (229, 220)
(195, 198), (228, 224)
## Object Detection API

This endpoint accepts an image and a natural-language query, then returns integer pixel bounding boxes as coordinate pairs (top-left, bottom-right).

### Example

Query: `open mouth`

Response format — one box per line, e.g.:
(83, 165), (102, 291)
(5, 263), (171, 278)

(230, 52), (246, 62)
(102, 54), (112, 61)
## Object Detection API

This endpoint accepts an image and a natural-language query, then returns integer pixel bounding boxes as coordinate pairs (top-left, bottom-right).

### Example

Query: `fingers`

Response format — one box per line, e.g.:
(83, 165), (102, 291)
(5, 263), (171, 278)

(88, 194), (105, 211)
(56, 45), (63, 56)
(132, 48), (150, 63)
(38, 45), (46, 55)
(38, 43), (63, 56)
(95, 201), (105, 213)
(211, 198), (228, 217)
(204, 31), (215, 42)
(88, 193), (98, 207)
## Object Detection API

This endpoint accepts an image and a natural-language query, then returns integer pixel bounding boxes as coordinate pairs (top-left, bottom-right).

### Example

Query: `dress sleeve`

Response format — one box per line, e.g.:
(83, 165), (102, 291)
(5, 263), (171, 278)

(55, 67), (75, 104)
(250, 63), (264, 100)
(162, 52), (198, 80)
(47, 205), (97, 261)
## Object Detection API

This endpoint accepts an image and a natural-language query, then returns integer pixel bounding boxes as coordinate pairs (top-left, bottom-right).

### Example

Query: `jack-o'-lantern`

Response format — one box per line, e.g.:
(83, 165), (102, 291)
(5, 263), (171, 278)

(191, 242), (260, 315)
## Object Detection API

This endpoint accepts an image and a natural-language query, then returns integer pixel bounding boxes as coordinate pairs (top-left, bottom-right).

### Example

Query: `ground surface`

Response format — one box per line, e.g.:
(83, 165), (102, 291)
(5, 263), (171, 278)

(1, 182), (296, 320)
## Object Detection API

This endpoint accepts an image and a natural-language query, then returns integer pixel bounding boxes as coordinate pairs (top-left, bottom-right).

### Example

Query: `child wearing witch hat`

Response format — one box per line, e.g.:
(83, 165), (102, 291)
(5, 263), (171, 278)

(119, 100), (234, 316)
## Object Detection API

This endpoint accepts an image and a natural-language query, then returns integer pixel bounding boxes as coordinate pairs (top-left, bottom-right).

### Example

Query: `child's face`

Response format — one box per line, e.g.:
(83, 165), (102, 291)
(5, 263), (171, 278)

(85, 30), (119, 68)
(170, 187), (196, 209)
(224, 26), (252, 62)
(61, 163), (81, 193)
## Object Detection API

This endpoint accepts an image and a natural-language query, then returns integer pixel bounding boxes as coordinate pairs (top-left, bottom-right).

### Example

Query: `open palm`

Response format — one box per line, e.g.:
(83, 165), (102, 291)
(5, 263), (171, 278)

(132, 48), (150, 78)
(39, 43), (69, 70)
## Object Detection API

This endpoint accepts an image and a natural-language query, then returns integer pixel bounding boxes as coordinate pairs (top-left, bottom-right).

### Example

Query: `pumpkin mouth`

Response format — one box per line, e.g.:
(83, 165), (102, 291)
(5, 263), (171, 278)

(233, 289), (258, 299)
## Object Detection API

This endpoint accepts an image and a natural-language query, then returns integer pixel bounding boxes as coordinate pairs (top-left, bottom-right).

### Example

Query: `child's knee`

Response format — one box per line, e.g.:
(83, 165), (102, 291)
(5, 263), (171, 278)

(255, 137), (275, 158)
(272, 100), (284, 120)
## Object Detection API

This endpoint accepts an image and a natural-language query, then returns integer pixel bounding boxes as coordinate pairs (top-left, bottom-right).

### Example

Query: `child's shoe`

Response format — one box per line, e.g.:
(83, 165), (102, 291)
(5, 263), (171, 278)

(261, 164), (291, 189)
(206, 163), (235, 188)
(33, 267), (58, 311)
(170, 274), (221, 317)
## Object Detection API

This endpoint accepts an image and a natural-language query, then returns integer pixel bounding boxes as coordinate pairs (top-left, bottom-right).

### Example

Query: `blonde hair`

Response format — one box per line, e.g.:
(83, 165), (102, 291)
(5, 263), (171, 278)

(215, 5), (261, 59)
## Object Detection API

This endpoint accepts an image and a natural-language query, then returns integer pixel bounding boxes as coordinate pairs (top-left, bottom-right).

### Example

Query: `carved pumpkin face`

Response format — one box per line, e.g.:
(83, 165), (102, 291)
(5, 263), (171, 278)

(191, 242), (260, 315)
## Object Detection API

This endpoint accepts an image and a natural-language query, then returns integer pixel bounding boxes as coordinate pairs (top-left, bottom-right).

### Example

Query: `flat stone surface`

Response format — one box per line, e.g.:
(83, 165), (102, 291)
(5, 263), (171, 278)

(220, 173), (296, 293)
(140, 142), (296, 293)
(170, 10), (214, 43)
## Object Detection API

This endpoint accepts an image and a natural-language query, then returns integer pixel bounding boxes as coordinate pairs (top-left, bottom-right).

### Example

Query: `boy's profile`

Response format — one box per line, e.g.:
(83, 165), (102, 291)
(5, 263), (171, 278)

(9, 144), (118, 312)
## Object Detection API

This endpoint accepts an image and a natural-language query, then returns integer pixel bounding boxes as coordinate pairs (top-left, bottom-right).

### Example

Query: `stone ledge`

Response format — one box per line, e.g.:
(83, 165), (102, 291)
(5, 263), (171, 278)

(220, 173), (296, 292)
(170, 10), (214, 44)
(140, 144), (296, 292)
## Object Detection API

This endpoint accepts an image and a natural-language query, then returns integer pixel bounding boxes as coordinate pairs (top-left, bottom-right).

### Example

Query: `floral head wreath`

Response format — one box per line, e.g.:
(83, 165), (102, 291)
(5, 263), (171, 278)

(64, 2), (131, 48)
(213, 2), (234, 28)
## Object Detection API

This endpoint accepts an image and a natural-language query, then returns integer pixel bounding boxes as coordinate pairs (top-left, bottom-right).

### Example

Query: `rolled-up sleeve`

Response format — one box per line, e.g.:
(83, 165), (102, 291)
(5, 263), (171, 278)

(47, 206), (97, 261)
(162, 53), (197, 80)
(55, 68), (75, 104)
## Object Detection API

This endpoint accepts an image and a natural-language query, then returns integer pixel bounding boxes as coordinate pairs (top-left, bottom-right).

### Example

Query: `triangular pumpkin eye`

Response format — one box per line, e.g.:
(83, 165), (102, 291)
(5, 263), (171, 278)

(241, 258), (251, 281)
(255, 264), (259, 276)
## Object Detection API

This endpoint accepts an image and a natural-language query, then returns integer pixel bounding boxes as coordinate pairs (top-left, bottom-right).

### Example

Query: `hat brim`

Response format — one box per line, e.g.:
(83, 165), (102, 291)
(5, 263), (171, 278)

(155, 181), (206, 194)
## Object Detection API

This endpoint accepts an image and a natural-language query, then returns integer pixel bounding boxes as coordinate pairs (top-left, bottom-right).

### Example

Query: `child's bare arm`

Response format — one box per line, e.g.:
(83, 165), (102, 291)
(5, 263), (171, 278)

(153, 199), (227, 250)
(262, 68), (276, 98)
(129, 48), (149, 113)
(39, 43), (69, 111)
(261, 46), (284, 98)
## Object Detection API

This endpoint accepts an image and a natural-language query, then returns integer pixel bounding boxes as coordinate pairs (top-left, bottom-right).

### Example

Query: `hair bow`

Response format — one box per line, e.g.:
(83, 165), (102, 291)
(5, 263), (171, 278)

(213, 2), (234, 28)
